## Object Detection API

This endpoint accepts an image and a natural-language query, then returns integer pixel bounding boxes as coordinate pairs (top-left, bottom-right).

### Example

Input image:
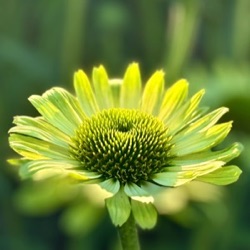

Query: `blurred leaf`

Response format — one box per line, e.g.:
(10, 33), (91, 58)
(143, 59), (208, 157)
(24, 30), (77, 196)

(14, 179), (78, 215)
(60, 201), (104, 236)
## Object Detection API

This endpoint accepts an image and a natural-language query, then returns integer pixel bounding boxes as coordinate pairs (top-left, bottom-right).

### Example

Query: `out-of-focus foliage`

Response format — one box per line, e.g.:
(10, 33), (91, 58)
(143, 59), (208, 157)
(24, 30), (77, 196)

(0, 0), (249, 249)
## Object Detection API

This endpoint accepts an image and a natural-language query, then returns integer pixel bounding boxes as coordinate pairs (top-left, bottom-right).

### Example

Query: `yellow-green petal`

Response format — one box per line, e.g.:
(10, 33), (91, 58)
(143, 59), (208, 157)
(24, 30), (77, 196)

(169, 143), (243, 165)
(9, 134), (69, 160)
(131, 200), (157, 229)
(179, 107), (229, 135)
(29, 88), (85, 136)
(153, 161), (224, 187)
(164, 89), (205, 135)
(196, 166), (242, 185)
(120, 63), (142, 108)
(10, 116), (70, 148)
(109, 79), (122, 107)
(170, 122), (232, 156)
(92, 65), (113, 109)
(158, 79), (188, 120)
(19, 159), (78, 178)
(19, 159), (101, 181)
(74, 70), (100, 116)
(141, 70), (165, 114)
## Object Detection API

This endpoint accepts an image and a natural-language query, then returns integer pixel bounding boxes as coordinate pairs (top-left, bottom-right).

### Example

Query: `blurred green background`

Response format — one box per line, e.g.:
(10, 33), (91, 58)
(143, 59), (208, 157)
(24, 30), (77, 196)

(1, 0), (250, 249)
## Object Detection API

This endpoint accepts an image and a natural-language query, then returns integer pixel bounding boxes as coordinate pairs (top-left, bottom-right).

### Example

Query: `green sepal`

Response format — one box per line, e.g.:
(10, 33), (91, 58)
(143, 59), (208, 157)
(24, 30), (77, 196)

(131, 199), (157, 229)
(105, 188), (131, 226)
(99, 178), (120, 194)
(124, 182), (150, 197)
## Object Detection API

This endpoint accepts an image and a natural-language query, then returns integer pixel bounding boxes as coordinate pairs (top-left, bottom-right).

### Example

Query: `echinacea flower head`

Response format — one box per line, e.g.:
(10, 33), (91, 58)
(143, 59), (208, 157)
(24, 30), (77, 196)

(9, 63), (242, 229)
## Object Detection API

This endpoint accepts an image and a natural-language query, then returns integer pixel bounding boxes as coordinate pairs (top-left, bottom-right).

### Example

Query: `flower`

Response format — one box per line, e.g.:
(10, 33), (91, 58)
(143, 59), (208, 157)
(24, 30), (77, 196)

(9, 63), (242, 229)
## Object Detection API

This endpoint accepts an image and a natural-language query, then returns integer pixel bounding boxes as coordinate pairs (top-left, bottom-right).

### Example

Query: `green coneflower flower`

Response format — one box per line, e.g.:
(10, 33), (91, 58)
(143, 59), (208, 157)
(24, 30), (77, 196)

(9, 63), (242, 229)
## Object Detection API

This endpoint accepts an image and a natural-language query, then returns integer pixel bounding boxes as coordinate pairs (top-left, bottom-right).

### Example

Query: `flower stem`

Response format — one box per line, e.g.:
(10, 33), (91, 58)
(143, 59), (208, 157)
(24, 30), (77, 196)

(118, 213), (140, 250)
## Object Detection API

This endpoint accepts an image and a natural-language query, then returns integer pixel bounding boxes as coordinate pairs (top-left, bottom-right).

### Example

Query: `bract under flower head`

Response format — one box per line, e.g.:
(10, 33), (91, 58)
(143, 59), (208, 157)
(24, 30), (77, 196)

(8, 63), (243, 229)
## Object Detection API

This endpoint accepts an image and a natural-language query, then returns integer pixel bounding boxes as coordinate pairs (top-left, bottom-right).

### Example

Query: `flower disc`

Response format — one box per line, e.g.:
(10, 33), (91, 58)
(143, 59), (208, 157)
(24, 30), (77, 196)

(71, 108), (171, 184)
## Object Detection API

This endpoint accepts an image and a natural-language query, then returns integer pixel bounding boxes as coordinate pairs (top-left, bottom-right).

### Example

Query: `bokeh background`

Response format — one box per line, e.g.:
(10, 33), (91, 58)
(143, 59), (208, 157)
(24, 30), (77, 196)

(1, 0), (250, 249)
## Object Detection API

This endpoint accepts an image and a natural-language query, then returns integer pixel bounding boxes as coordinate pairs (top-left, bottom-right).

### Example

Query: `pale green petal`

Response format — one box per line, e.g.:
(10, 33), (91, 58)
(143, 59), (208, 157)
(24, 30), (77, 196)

(74, 70), (100, 116)
(169, 143), (243, 165)
(153, 161), (224, 187)
(131, 199), (157, 229)
(105, 189), (131, 226)
(170, 122), (232, 156)
(120, 63), (141, 108)
(141, 70), (164, 114)
(164, 89), (205, 135)
(92, 65), (113, 109)
(19, 159), (79, 178)
(158, 79), (188, 120)
(99, 179), (120, 194)
(124, 182), (150, 197)
(10, 116), (70, 148)
(9, 134), (70, 160)
(196, 166), (242, 185)
(19, 159), (101, 181)
(29, 88), (85, 136)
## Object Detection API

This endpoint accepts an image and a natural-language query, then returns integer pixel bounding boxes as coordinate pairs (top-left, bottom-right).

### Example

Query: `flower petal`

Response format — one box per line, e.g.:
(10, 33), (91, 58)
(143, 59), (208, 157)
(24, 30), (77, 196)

(131, 199), (157, 229)
(105, 189), (131, 226)
(9, 134), (69, 160)
(9, 116), (70, 148)
(170, 122), (233, 156)
(196, 166), (242, 185)
(92, 65), (113, 109)
(99, 179), (120, 194)
(29, 88), (85, 136)
(120, 63), (142, 108)
(74, 70), (100, 116)
(19, 159), (100, 181)
(165, 89), (205, 135)
(141, 70), (165, 114)
(176, 107), (229, 136)
(109, 79), (123, 107)
(153, 161), (224, 187)
(158, 79), (188, 120)
(169, 143), (243, 165)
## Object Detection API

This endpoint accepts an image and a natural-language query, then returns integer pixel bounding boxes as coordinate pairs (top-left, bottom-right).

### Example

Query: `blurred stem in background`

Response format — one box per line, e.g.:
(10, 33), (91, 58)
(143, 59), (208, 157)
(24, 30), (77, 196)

(164, 0), (200, 83)
(61, 0), (88, 81)
(231, 0), (250, 61)
(133, 0), (165, 71)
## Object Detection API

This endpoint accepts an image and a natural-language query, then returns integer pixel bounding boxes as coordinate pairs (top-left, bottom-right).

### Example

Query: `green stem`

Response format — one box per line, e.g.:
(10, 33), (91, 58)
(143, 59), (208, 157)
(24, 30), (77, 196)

(118, 214), (140, 250)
